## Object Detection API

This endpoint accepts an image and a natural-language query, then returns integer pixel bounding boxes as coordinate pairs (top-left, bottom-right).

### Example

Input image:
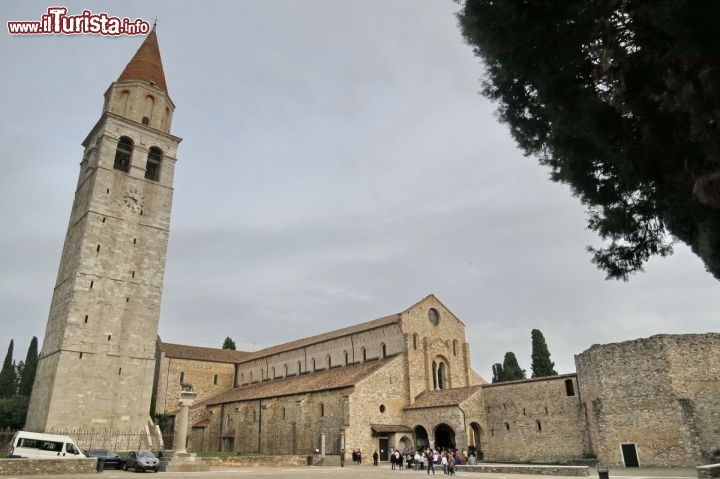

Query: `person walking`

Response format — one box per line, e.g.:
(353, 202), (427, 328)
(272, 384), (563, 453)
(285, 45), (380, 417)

(426, 451), (435, 475)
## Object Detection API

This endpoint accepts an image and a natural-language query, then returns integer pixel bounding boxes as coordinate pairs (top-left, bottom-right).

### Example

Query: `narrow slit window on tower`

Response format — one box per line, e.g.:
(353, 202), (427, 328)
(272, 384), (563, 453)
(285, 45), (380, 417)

(131, 271), (135, 278)
(107, 335), (111, 341)
(145, 147), (162, 181)
(106, 188), (110, 194)
(79, 352), (83, 359)
(84, 315), (88, 323)
(102, 217), (106, 223)
(213, 374), (218, 385)
(133, 238), (137, 244)
(118, 368), (122, 375)
(126, 297), (130, 302)
(90, 281), (94, 289)
(96, 245), (100, 253)
(505, 422), (510, 431)
(537, 420), (542, 432)
(113, 136), (133, 172)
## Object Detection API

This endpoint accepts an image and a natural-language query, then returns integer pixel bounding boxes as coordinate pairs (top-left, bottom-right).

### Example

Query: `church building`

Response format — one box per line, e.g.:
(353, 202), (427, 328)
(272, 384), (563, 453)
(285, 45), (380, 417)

(26, 31), (720, 470)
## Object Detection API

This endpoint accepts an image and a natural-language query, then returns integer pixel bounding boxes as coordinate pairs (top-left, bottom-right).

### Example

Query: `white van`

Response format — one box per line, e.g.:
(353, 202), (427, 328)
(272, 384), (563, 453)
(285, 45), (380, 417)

(8, 431), (86, 459)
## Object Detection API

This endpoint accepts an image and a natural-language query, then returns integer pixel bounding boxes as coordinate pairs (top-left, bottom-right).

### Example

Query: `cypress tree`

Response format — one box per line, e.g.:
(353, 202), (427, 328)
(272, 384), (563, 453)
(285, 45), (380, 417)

(491, 363), (505, 383)
(18, 337), (39, 397)
(222, 337), (236, 350)
(502, 352), (526, 381)
(531, 329), (558, 378)
(0, 340), (16, 398)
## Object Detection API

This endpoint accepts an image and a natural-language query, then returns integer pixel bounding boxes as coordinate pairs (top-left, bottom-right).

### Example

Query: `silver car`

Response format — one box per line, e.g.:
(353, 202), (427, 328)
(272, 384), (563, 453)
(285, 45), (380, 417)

(123, 450), (159, 473)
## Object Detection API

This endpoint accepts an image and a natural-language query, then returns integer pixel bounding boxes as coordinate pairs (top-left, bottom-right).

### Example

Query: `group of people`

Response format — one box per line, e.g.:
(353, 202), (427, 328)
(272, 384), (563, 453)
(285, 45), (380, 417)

(385, 447), (473, 474)
(346, 445), (481, 472)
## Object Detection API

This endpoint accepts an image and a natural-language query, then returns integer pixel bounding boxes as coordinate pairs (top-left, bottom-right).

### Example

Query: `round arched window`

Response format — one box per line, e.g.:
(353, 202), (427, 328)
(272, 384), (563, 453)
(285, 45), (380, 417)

(428, 308), (440, 326)
(379, 405), (386, 413)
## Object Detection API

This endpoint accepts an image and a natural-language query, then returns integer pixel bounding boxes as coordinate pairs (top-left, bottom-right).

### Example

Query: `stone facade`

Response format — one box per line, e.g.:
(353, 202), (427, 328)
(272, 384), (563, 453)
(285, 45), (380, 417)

(576, 333), (720, 467)
(26, 31), (181, 434)
(480, 375), (589, 463)
(157, 302), (719, 468)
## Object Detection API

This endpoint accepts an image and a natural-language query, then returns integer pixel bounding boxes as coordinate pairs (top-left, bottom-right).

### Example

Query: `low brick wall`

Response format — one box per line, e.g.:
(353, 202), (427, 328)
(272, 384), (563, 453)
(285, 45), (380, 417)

(0, 458), (97, 475)
(200, 455), (308, 467)
(459, 464), (590, 476)
(697, 464), (720, 479)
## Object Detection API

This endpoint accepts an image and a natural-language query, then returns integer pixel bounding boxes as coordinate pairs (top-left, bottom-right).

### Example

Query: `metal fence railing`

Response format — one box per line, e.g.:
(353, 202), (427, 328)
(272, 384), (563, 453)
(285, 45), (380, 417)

(0, 428), (174, 455)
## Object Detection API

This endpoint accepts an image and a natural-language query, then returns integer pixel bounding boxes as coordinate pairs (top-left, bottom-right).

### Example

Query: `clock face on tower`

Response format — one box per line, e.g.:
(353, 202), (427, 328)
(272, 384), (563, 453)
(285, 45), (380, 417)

(122, 188), (144, 212)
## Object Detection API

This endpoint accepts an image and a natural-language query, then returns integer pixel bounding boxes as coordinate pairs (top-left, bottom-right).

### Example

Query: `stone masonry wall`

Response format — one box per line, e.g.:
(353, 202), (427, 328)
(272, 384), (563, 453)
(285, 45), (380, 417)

(0, 458), (97, 476)
(576, 333), (720, 467)
(481, 375), (589, 463)
(154, 355), (235, 414)
(345, 356), (408, 456)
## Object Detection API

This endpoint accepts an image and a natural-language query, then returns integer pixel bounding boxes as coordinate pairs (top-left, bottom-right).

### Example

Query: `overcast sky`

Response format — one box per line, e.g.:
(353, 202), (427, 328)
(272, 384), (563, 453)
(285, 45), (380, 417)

(2, 1), (718, 381)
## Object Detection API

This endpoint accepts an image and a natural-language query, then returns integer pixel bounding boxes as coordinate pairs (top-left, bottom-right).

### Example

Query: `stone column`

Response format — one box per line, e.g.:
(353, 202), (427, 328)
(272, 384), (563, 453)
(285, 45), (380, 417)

(175, 388), (197, 454)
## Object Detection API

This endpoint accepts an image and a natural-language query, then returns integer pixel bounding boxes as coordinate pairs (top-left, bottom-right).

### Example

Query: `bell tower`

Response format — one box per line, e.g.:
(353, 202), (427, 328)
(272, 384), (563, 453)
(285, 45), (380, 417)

(26, 30), (182, 433)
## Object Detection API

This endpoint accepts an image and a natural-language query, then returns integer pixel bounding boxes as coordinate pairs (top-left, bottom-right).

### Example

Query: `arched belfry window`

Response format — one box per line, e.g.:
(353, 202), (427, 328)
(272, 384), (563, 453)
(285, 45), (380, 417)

(114, 136), (133, 172)
(145, 147), (162, 181)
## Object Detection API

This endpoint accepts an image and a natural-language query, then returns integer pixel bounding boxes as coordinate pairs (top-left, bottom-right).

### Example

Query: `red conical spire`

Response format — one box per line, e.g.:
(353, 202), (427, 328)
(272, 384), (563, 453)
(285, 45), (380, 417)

(117, 30), (168, 94)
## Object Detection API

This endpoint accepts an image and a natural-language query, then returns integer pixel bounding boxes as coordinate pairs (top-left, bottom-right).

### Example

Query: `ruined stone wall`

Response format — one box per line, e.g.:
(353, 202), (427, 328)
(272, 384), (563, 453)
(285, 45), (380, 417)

(576, 333), (720, 467)
(481, 375), (588, 463)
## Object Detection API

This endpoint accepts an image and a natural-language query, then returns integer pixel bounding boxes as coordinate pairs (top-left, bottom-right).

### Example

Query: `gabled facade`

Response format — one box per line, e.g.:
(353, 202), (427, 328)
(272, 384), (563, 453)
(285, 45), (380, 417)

(155, 298), (720, 468)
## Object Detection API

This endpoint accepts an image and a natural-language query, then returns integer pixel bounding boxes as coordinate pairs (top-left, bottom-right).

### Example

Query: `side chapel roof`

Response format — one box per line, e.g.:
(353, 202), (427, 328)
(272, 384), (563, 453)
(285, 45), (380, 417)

(200, 358), (391, 407)
(404, 385), (483, 410)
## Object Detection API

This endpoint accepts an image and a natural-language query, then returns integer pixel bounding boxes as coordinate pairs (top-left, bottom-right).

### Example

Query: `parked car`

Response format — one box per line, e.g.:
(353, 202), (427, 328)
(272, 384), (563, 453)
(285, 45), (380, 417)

(85, 449), (125, 469)
(124, 450), (159, 472)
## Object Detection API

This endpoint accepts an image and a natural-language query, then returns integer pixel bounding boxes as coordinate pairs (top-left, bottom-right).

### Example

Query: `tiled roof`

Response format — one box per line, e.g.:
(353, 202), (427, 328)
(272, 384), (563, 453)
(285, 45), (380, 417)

(236, 314), (401, 364)
(404, 385), (482, 410)
(158, 340), (249, 363)
(371, 424), (413, 433)
(117, 30), (168, 94)
(192, 419), (209, 428)
(202, 358), (391, 406)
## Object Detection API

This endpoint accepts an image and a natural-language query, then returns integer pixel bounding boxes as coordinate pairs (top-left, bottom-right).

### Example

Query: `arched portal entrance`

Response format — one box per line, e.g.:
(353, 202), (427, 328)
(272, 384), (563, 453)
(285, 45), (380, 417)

(397, 435), (413, 451)
(468, 422), (482, 456)
(434, 423), (455, 450)
(414, 425), (429, 450)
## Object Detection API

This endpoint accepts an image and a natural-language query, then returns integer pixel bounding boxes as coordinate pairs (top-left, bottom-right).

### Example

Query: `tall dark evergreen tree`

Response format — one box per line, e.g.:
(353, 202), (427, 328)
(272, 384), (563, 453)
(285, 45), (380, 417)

(222, 337), (236, 350)
(491, 363), (505, 383)
(502, 352), (526, 381)
(18, 337), (38, 397)
(0, 340), (16, 398)
(457, 1), (720, 281)
(530, 329), (558, 378)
